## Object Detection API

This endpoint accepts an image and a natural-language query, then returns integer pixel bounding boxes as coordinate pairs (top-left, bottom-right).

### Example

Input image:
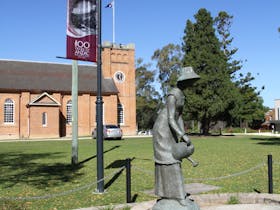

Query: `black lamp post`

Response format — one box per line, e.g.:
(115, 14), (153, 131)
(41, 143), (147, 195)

(96, 0), (104, 193)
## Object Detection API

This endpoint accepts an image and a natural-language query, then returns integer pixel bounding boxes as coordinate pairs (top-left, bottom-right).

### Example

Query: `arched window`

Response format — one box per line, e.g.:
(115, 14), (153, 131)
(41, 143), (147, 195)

(42, 112), (47, 127)
(4, 98), (14, 124)
(117, 103), (124, 125)
(66, 100), (72, 124)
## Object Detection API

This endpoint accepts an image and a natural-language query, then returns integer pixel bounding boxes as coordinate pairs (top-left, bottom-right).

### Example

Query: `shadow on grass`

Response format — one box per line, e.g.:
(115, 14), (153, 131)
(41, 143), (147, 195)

(104, 158), (139, 202)
(0, 152), (84, 189)
(104, 167), (125, 190)
(188, 132), (235, 137)
(250, 137), (280, 146)
(104, 158), (135, 190)
(0, 145), (122, 190)
(79, 145), (121, 165)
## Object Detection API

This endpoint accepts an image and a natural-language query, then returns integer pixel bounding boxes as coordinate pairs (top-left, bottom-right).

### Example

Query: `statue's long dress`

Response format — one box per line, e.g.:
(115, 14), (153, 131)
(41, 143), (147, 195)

(153, 87), (186, 200)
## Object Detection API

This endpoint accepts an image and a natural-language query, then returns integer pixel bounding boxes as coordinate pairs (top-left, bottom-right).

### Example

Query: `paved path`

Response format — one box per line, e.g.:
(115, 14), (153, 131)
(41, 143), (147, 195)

(202, 204), (280, 210)
(78, 199), (280, 210)
(130, 201), (280, 210)
(131, 192), (280, 210)
(76, 188), (280, 210)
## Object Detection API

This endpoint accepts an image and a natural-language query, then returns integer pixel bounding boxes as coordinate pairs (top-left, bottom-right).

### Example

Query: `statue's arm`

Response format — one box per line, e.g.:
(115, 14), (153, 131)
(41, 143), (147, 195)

(167, 95), (191, 145)
(167, 95), (185, 138)
(178, 115), (184, 131)
(178, 112), (191, 144)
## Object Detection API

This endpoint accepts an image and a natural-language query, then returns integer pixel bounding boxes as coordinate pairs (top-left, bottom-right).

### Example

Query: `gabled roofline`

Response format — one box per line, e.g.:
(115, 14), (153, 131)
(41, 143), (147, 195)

(0, 58), (97, 67)
(0, 60), (119, 95)
(28, 92), (61, 106)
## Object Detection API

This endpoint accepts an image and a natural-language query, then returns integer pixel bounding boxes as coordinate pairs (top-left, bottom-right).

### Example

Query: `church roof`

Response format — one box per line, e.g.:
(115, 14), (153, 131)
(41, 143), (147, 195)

(0, 60), (118, 95)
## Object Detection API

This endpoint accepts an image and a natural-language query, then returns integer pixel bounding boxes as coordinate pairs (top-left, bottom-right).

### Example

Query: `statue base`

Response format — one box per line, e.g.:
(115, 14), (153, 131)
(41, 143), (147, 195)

(152, 198), (200, 210)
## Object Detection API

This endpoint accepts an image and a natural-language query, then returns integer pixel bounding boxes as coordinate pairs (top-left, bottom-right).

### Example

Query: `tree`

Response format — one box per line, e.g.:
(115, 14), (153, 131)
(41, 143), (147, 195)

(215, 11), (266, 128)
(150, 9), (267, 134)
(214, 11), (243, 126)
(214, 11), (242, 77)
(182, 8), (236, 134)
(152, 44), (183, 96)
(135, 58), (161, 130)
(232, 72), (266, 128)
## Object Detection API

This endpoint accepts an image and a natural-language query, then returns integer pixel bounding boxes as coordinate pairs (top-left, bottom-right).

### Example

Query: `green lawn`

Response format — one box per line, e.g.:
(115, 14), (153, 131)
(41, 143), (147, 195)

(0, 135), (279, 209)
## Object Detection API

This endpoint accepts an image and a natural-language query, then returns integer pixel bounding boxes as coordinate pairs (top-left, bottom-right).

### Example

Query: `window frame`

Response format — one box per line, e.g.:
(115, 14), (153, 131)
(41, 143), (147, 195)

(42, 112), (47, 127)
(66, 100), (72, 125)
(117, 103), (124, 125)
(4, 98), (15, 124)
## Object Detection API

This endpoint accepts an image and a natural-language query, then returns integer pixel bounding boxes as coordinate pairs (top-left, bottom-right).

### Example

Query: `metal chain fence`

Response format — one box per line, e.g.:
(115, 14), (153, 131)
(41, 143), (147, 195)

(185, 163), (265, 181)
(1, 158), (279, 201)
(133, 162), (268, 181)
(0, 166), (126, 201)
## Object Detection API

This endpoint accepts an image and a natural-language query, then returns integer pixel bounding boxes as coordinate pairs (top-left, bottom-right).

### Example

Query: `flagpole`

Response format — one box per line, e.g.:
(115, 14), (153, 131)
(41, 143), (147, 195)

(112, 0), (115, 43)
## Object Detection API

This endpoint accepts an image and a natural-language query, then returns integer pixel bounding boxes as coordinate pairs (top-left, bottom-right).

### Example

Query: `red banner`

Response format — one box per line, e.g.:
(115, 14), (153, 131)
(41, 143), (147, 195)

(66, 0), (97, 62)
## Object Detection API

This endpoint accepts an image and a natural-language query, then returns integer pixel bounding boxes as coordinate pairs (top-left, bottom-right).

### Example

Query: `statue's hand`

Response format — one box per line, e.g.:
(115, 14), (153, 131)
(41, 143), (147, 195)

(182, 134), (191, 146)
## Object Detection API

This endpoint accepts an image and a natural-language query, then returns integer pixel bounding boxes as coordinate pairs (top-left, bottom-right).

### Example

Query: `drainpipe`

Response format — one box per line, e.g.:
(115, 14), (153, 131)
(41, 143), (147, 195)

(19, 94), (21, 139)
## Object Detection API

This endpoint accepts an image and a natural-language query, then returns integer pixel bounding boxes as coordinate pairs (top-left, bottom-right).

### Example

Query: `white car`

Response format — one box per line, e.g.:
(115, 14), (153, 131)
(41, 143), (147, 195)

(92, 124), (123, 140)
(138, 130), (152, 135)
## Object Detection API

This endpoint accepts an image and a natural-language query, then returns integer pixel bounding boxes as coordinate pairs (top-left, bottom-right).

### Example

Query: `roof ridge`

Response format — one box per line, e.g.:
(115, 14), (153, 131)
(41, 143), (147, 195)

(0, 59), (97, 67)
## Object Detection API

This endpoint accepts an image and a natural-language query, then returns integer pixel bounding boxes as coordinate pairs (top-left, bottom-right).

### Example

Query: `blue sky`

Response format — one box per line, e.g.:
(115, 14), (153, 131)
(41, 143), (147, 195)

(0, 1), (279, 108)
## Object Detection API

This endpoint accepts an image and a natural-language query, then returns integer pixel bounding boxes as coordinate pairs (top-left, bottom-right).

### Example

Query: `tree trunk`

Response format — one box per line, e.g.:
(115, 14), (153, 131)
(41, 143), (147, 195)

(201, 117), (210, 135)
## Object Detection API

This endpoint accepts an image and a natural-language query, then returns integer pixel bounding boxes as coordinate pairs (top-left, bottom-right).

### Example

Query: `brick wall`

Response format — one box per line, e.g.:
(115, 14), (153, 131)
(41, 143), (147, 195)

(19, 92), (30, 138)
(102, 44), (137, 135)
(0, 44), (137, 139)
(0, 93), (20, 139)
(29, 106), (60, 138)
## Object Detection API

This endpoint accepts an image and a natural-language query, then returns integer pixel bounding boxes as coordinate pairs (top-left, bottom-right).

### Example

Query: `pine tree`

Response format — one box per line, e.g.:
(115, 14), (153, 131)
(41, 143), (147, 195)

(150, 8), (267, 133)
(233, 72), (267, 128)
(215, 11), (266, 128)
(214, 11), (242, 77)
(182, 8), (236, 134)
(214, 11), (242, 126)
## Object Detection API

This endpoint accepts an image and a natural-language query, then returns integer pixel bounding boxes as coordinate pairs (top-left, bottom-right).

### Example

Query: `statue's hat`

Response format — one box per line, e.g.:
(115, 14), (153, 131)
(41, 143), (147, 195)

(177, 67), (200, 82)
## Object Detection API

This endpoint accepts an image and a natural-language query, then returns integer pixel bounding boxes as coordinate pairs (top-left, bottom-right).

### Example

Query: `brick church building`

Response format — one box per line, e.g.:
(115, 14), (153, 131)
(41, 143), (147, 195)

(0, 43), (136, 139)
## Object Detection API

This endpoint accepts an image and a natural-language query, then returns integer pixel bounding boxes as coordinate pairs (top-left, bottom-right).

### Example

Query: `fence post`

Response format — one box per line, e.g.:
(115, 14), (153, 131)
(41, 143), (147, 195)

(268, 154), (273, 194)
(126, 158), (132, 203)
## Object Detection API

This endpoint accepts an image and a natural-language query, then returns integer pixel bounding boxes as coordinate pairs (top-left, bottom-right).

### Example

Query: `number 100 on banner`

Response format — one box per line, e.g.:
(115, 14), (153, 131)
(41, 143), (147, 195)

(66, 0), (97, 62)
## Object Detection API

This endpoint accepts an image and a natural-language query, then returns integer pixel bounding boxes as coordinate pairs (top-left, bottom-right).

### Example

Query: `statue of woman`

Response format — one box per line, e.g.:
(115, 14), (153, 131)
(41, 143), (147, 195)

(152, 67), (200, 207)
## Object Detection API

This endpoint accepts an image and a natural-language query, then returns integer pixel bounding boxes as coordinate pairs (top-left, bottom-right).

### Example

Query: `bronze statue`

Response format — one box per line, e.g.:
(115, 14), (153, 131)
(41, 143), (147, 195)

(152, 67), (200, 210)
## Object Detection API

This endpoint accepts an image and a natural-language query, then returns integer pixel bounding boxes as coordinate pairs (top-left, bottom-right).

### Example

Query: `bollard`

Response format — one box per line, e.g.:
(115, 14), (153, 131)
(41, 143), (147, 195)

(268, 154), (273, 194)
(126, 158), (132, 203)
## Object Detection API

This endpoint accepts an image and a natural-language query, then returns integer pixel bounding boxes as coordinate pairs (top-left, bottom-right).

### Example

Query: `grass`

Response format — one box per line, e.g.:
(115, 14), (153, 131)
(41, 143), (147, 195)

(0, 135), (279, 209)
(227, 196), (240, 204)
